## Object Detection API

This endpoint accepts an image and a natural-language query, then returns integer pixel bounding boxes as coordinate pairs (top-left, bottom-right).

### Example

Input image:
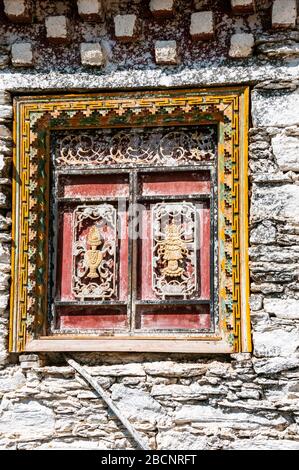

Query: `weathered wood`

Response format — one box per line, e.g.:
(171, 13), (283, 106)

(26, 338), (232, 353)
(65, 356), (150, 450)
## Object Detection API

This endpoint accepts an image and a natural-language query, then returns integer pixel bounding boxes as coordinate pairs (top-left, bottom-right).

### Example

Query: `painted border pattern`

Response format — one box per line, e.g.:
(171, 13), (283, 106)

(10, 88), (251, 353)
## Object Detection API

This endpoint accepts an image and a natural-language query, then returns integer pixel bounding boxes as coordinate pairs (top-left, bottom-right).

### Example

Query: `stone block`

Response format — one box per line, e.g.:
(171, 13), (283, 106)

(0, 214), (11, 230)
(272, 134), (299, 172)
(264, 298), (299, 319)
(250, 221), (277, 245)
(0, 401), (55, 440)
(19, 354), (40, 362)
(0, 189), (10, 209)
(228, 439), (299, 450)
(144, 361), (207, 377)
(45, 16), (69, 44)
(0, 155), (11, 177)
(157, 430), (207, 451)
(154, 40), (179, 65)
(150, 0), (174, 17)
(11, 42), (33, 67)
(0, 139), (12, 155)
(114, 14), (138, 42)
(175, 405), (286, 428)
(257, 42), (299, 59)
(250, 294), (263, 311)
(0, 270), (10, 289)
(0, 105), (13, 123)
(77, 0), (103, 21)
(36, 440), (103, 450)
(0, 49), (9, 68)
(111, 384), (166, 424)
(151, 383), (226, 399)
(0, 93), (10, 106)
(253, 356), (299, 374)
(250, 261), (297, 284)
(85, 363), (145, 376)
(0, 243), (10, 264)
(250, 184), (299, 224)
(190, 11), (214, 41)
(251, 89), (299, 127)
(0, 126), (12, 141)
(0, 293), (9, 313)
(231, 0), (255, 14)
(3, 0), (31, 23)
(249, 245), (299, 263)
(229, 33), (254, 58)
(80, 43), (106, 67)
(253, 328), (299, 358)
(272, 0), (297, 29)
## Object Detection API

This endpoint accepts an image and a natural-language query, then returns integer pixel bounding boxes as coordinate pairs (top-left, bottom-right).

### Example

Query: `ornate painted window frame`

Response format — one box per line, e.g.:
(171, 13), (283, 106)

(10, 87), (251, 353)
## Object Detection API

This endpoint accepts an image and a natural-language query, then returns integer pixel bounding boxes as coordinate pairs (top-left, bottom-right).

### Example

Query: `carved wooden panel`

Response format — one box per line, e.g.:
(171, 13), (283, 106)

(152, 202), (197, 299)
(57, 127), (216, 168)
(72, 205), (117, 300)
(10, 88), (251, 353)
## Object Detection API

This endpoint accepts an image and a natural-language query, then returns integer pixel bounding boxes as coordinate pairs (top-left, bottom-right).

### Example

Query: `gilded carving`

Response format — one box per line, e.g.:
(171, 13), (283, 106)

(85, 226), (104, 279)
(152, 203), (197, 299)
(72, 205), (117, 300)
(57, 127), (215, 167)
(157, 222), (189, 278)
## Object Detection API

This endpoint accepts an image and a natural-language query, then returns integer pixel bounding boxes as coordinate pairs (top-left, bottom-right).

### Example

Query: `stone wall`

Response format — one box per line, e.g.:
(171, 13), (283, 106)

(0, 0), (299, 450)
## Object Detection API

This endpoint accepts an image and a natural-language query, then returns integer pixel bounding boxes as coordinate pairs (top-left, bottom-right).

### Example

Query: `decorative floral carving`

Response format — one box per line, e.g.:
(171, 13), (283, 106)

(57, 127), (215, 167)
(72, 205), (117, 300)
(152, 203), (197, 298)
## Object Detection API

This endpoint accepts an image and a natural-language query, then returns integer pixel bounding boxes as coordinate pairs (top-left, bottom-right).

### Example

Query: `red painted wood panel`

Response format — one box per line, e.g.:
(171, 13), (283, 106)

(58, 209), (73, 300)
(119, 210), (129, 301)
(138, 205), (152, 300)
(200, 207), (210, 299)
(139, 171), (210, 196)
(137, 304), (211, 330)
(59, 174), (129, 198)
(58, 306), (127, 330)
(57, 205), (128, 302)
(138, 203), (211, 301)
(140, 314), (210, 330)
(56, 170), (211, 332)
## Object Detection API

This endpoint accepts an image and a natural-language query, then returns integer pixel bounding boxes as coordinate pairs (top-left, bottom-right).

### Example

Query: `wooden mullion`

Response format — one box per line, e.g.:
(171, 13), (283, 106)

(128, 171), (136, 333)
(137, 194), (211, 203)
(130, 171), (139, 334)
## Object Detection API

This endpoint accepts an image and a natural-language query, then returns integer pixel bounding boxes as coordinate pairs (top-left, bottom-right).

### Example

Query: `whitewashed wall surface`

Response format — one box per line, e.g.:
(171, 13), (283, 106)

(1, 0), (299, 450)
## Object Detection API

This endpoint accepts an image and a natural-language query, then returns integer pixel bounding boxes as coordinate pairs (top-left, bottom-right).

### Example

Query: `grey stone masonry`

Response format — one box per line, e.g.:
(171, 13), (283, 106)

(11, 42), (33, 67)
(154, 40), (179, 65)
(150, 0), (174, 17)
(77, 0), (103, 22)
(190, 12), (214, 41)
(0, 1), (298, 71)
(0, 90), (12, 370)
(45, 16), (69, 44)
(231, 0), (255, 15)
(272, 132), (299, 172)
(80, 43), (106, 67)
(3, 0), (32, 23)
(114, 14), (138, 42)
(272, 0), (297, 29)
(229, 33), (254, 58)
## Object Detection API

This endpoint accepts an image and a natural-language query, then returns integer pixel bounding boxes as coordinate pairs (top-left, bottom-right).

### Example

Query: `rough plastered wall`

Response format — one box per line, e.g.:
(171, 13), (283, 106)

(1, 0), (299, 450)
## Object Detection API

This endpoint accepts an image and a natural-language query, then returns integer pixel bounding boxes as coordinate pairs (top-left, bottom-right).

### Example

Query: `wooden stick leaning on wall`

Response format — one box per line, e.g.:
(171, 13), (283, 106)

(65, 356), (150, 450)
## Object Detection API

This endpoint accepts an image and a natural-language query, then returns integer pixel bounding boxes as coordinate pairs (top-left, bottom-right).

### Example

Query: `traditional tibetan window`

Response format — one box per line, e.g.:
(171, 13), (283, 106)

(10, 88), (251, 353)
